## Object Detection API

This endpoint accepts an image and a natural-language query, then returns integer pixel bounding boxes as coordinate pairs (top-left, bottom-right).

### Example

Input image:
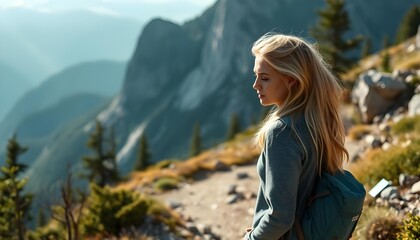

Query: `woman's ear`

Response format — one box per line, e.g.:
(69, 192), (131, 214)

(287, 76), (297, 88)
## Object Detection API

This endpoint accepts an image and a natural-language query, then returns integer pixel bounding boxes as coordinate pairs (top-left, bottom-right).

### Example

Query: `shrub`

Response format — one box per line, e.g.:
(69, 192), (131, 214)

(27, 227), (63, 240)
(82, 184), (150, 237)
(349, 139), (420, 188)
(153, 159), (180, 169)
(354, 206), (402, 240)
(367, 217), (402, 239)
(153, 177), (179, 191)
(397, 214), (420, 240)
(348, 124), (372, 140)
(391, 116), (420, 136)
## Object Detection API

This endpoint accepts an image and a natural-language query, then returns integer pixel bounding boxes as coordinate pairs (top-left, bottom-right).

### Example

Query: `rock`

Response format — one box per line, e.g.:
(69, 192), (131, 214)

(226, 193), (244, 204)
(364, 134), (383, 149)
(411, 181), (420, 194)
(244, 191), (257, 200)
(402, 192), (418, 202)
(351, 70), (407, 123)
(178, 228), (194, 238)
(169, 200), (183, 209)
(197, 223), (212, 235)
(214, 160), (230, 171)
(380, 186), (400, 200)
(381, 142), (392, 151)
(393, 69), (415, 81)
(237, 172), (249, 179)
(415, 85), (420, 94)
(408, 94), (420, 116)
(186, 222), (200, 235)
(399, 174), (420, 187)
(378, 123), (391, 133)
(227, 184), (237, 194)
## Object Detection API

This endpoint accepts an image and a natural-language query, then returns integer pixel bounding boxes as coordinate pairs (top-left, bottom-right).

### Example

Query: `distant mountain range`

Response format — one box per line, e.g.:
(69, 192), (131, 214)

(1, 0), (420, 217)
(0, 61), (33, 121)
(0, 60), (126, 153)
(0, 9), (142, 85)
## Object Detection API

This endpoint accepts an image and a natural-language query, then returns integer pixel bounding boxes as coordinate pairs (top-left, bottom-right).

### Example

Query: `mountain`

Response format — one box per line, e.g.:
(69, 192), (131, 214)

(0, 62), (33, 122)
(0, 93), (110, 168)
(0, 9), (141, 84)
(16, 0), (420, 202)
(0, 60), (126, 149)
(101, 0), (420, 173)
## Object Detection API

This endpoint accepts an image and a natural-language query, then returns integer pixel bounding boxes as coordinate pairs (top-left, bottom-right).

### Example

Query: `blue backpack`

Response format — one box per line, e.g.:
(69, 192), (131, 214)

(295, 170), (366, 240)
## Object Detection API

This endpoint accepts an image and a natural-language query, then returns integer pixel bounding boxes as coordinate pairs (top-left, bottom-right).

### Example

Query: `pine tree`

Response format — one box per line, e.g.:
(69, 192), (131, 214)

(382, 35), (390, 49)
(227, 113), (240, 140)
(0, 134), (32, 240)
(311, 0), (362, 75)
(105, 127), (119, 183)
(82, 120), (119, 187)
(381, 51), (391, 73)
(190, 123), (201, 157)
(396, 6), (420, 43)
(361, 37), (372, 59)
(381, 35), (392, 72)
(135, 134), (151, 171)
(37, 207), (46, 228)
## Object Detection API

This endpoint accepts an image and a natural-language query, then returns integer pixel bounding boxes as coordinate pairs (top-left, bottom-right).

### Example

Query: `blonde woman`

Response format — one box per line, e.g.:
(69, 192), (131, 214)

(244, 33), (349, 240)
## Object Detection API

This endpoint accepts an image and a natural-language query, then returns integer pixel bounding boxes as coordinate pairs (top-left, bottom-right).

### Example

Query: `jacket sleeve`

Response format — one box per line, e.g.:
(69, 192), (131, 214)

(247, 123), (303, 240)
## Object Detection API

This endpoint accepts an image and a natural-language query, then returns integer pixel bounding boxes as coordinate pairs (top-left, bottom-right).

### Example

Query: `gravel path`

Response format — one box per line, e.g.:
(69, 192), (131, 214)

(152, 139), (362, 240)
(153, 162), (259, 239)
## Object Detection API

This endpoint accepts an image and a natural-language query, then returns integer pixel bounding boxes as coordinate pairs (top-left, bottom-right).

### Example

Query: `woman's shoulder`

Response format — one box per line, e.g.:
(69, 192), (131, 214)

(269, 114), (309, 138)
(267, 116), (292, 138)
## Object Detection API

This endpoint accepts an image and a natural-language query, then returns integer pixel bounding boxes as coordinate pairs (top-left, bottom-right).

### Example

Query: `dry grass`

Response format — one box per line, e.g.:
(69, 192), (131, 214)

(341, 36), (418, 83)
(347, 124), (373, 140)
(353, 206), (402, 240)
(117, 127), (260, 192)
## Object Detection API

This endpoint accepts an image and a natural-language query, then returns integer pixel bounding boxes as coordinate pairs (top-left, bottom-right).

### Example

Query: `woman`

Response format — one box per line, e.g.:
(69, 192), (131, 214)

(244, 33), (349, 240)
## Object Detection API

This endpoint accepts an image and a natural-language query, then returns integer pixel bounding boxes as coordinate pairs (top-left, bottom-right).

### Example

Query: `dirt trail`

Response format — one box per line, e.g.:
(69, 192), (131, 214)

(152, 139), (362, 240)
(153, 163), (259, 239)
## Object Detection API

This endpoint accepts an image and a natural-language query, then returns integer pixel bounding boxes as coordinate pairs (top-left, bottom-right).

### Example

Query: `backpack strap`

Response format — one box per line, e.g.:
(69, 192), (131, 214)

(293, 168), (326, 240)
(306, 190), (330, 207)
(294, 217), (304, 240)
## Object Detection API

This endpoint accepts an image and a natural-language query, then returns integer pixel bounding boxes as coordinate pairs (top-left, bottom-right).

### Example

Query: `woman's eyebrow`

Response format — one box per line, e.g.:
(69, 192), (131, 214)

(255, 72), (269, 76)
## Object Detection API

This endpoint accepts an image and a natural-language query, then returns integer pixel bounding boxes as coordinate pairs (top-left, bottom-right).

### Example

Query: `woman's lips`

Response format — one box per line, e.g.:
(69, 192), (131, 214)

(258, 94), (265, 99)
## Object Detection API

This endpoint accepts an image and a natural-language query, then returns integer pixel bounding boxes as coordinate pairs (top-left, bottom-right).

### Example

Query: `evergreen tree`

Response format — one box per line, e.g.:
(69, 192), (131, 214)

(82, 120), (119, 187)
(37, 207), (47, 228)
(382, 35), (390, 49)
(135, 134), (151, 171)
(361, 37), (372, 59)
(0, 135), (32, 240)
(190, 123), (201, 157)
(227, 113), (240, 140)
(311, 0), (362, 75)
(105, 127), (119, 183)
(381, 51), (391, 73)
(381, 35), (392, 72)
(396, 6), (420, 43)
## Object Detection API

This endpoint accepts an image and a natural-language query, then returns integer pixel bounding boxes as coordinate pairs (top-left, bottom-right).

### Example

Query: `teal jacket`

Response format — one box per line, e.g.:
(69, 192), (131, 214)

(246, 115), (317, 240)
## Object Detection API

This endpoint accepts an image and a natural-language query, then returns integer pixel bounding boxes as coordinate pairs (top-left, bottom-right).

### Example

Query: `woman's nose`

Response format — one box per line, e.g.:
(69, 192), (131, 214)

(253, 78), (260, 90)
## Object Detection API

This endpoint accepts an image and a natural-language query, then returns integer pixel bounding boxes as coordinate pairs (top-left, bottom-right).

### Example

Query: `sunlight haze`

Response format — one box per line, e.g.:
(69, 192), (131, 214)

(0, 0), (217, 23)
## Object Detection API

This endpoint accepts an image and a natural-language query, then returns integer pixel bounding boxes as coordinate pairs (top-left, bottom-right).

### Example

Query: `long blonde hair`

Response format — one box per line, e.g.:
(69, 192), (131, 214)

(252, 33), (348, 174)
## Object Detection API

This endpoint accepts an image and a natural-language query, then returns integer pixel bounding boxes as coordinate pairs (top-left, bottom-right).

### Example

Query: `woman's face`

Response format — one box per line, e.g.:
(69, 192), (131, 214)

(253, 56), (294, 107)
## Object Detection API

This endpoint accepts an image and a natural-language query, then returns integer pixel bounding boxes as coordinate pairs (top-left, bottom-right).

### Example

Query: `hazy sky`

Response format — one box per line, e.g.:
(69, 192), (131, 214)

(0, 0), (217, 23)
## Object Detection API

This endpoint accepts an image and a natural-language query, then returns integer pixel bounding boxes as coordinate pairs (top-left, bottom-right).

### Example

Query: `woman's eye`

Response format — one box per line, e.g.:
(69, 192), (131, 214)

(261, 77), (268, 81)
